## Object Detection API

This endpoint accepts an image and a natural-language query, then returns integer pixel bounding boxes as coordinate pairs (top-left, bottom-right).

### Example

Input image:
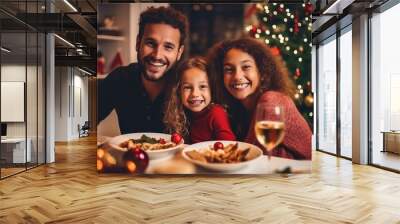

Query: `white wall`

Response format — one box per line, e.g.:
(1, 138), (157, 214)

(1, 64), (45, 163)
(1, 65), (34, 138)
(55, 67), (89, 141)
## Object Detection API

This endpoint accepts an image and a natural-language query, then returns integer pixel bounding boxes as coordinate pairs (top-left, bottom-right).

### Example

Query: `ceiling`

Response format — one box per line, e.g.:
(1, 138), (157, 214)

(0, 0), (97, 74)
(311, 0), (390, 42)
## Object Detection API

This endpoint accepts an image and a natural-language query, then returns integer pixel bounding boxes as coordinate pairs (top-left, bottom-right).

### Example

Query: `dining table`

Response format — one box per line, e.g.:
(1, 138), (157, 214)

(98, 136), (311, 175)
(145, 146), (311, 174)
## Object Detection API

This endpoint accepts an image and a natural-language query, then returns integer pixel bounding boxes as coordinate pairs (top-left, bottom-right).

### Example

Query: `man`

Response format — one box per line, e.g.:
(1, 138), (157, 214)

(98, 6), (189, 134)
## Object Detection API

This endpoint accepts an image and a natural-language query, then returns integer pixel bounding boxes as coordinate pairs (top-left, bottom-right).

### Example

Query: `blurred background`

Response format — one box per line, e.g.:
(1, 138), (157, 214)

(97, 3), (313, 136)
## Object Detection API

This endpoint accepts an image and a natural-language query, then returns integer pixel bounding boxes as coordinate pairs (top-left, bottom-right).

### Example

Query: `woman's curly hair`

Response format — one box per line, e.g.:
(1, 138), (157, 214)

(208, 37), (295, 103)
(207, 37), (296, 139)
(163, 57), (210, 139)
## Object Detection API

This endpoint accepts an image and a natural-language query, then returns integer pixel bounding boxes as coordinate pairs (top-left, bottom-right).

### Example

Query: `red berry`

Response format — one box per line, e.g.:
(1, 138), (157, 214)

(171, 133), (182, 144)
(159, 138), (166, 144)
(213, 142), (224, 150)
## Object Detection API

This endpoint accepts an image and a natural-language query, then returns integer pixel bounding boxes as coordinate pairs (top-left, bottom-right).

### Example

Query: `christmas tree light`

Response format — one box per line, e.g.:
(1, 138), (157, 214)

(245, 2), (314, 128)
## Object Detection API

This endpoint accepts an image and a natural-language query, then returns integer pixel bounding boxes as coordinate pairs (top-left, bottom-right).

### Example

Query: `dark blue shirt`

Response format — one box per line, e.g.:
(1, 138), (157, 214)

(98, 63), (166, 134)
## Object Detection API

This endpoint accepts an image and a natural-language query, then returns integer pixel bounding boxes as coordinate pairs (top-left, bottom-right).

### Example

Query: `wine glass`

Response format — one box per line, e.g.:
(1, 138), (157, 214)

(254, 104), (285, 159)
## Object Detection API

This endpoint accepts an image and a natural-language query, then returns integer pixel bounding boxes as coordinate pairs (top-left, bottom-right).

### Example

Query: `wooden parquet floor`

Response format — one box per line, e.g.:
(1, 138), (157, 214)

(1, 136), (400, 224)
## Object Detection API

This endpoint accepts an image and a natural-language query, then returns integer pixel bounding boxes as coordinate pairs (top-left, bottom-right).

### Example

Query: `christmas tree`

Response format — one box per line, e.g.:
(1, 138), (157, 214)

(245, 2), (314, 129)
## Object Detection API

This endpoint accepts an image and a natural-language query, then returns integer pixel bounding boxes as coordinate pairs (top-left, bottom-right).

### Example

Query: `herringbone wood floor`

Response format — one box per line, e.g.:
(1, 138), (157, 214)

(1, 136), (400, 223)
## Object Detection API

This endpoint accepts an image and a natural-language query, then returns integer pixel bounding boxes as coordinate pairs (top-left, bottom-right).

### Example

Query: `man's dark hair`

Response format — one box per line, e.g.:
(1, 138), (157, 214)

(138, 6), (189, 46)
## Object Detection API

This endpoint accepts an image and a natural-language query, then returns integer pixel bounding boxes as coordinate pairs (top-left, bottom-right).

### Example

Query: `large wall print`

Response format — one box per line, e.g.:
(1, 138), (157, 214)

(97, 3), (313, 175)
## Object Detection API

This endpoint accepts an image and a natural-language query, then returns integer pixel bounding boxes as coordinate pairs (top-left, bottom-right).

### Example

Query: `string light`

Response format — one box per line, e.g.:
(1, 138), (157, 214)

(243, 3), (313, 125)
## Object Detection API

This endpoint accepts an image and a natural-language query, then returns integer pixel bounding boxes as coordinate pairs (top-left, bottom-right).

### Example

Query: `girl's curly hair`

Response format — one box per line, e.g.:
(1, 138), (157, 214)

(163, 57), (210, 139)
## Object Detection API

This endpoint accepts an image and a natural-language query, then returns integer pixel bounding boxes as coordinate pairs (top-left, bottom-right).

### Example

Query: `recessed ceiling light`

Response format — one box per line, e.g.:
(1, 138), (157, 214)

(54, 34), (75, 48)
(63, 0), (78, 12)
(1, 47), (11, 53)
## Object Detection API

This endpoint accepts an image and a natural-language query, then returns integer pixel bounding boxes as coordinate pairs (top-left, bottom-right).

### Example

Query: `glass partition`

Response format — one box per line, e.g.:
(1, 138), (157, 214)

(317, 35), (337, 155)
(0, 1), (46, 179)
(1, 30), (27, 177)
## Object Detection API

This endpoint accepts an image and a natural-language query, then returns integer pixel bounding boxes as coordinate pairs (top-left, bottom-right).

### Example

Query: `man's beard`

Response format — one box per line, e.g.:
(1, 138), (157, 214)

(138, 55), (174, 82)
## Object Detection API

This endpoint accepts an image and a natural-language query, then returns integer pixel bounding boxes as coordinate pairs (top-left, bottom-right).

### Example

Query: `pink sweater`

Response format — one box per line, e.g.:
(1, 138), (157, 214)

(245, 91), (312, 160)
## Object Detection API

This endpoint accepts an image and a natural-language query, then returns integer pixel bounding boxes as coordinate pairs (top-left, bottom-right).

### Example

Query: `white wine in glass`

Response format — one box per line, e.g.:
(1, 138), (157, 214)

(254, 105), (285, 159)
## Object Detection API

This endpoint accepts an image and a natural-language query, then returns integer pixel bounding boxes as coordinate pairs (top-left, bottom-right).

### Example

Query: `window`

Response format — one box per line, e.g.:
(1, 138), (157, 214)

(370, 2), (400, 171)
(339, 27), (352, 158)
(317, 35), (337, 154)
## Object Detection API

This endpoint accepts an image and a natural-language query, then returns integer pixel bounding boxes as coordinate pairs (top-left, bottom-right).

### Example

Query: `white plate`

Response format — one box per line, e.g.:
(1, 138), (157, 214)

(107, 132), (184, 160)
(182, 141), (263, 172)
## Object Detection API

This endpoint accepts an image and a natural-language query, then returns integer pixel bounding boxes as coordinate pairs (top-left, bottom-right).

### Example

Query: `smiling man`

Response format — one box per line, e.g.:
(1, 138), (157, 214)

(98, 6), (189, 134)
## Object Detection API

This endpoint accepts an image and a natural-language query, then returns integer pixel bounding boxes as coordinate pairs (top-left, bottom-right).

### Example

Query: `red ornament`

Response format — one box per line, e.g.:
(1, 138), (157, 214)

(109, 51), (123, 72)
(270, 47), (280, 56)
(294, 14), (299, 33)
(251, 25), (257, 33)
(305, 2), (314, 15)
(295, 68), (301, 77)
(278, 5), (284, 13)
(123, 148), (149, 173)
(97, 56), (105, 75)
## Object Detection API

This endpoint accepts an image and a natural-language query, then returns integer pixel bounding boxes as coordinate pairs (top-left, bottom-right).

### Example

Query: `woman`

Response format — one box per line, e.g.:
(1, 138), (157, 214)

(207, 37), (311, 160)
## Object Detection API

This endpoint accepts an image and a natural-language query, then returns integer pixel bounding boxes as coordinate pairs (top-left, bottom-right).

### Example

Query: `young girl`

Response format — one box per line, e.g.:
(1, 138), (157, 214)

(163, 57), (236, 143)
(207, 38), (311, 160)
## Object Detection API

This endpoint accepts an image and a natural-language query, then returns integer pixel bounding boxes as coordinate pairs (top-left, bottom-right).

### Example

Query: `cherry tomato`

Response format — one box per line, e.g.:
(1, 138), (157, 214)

(213, 142), (224, 150)
(159, 138), (166, 144)
(171, 133), (182, 144)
